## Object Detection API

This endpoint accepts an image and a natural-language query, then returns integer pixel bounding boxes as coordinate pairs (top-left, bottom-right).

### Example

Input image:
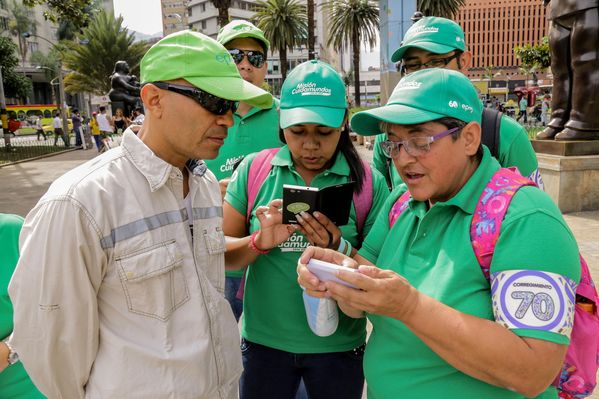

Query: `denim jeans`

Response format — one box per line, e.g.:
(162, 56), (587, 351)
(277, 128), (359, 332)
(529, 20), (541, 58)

(240, 338), (365, 399)
(225, 276), (243, 322)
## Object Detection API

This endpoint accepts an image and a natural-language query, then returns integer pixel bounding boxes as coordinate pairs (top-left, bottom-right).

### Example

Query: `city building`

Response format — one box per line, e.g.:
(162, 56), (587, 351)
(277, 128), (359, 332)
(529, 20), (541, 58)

(162, 0), (190, 36)
(455, 0), (551, 100)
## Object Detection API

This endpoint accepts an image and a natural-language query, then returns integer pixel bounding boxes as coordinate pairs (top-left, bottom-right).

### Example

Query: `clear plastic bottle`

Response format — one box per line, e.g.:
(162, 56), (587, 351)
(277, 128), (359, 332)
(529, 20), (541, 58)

(302, 291), (339, 337)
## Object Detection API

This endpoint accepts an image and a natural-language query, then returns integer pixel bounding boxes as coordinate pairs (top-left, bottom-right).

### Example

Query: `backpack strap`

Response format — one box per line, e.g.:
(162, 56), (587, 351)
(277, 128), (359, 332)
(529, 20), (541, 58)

(246, 148), (280, 223)
(353, 160), (373, 241)
(481, 108), (502, 159)
(470, 168), (536, 280)
(388, 190), (412, 227)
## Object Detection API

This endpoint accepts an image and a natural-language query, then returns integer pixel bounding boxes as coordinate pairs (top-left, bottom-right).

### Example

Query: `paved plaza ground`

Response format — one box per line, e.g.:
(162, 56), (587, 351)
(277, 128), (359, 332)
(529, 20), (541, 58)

(1, 143), (598, 399)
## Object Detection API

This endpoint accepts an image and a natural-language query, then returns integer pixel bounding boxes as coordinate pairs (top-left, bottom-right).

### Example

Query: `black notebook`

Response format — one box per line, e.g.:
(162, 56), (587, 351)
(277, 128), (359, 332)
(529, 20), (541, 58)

(282, 181), (355, 226)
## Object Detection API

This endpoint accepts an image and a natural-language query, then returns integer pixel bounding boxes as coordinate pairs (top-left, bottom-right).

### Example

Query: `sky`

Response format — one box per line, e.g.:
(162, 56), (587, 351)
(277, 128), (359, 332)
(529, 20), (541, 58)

(113, 0), (163, 36)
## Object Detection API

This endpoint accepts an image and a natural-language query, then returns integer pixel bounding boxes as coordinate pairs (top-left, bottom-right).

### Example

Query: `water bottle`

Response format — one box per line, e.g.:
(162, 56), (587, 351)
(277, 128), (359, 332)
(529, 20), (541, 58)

(302, 291), (338, 337)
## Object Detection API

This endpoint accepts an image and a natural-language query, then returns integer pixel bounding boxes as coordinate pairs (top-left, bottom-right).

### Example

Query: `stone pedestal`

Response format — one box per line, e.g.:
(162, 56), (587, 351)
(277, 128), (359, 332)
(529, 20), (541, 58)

(532, 140), (599, 213)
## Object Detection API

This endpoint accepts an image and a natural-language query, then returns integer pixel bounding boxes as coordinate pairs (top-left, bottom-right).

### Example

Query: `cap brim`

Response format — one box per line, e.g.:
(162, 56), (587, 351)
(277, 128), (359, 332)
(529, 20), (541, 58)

(224, 33), (269, 51)
(280, 106), (345, 129)
(187, 76), (273, 109)
(391, 42), (458, 63)
(350, 104), (446, 135)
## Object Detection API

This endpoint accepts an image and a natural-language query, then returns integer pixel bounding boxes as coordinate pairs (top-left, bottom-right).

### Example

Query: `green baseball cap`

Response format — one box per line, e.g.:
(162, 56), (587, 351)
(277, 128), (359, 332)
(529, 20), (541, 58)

(217, 20), (270, 52)
(391, 17), (466, 63)
(350, 68), (482, 135)
(140, 30), (272, 109)
(279, 60), (347, 129)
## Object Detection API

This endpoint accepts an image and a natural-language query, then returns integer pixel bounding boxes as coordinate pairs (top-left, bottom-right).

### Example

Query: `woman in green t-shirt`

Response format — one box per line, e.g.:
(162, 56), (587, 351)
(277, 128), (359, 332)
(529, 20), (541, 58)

(223, 60), (388, 399)
(0, 214), (46, 398)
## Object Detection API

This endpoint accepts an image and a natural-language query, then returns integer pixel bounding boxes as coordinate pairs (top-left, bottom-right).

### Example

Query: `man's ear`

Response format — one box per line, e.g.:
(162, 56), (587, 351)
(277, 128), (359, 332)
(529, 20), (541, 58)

(458, 51), (473, 71)
(140, 84), (163, 118)
(461, 121), (481, 156)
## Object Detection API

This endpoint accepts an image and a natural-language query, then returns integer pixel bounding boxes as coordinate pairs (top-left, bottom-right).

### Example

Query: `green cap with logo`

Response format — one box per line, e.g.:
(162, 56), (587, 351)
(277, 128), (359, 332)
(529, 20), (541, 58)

(217, 20), (270, 52)
(391, 16), (466, 63)
(350, 68), (482, 135)
(279, 60), (347, 129)
(140, 30), (272, 109)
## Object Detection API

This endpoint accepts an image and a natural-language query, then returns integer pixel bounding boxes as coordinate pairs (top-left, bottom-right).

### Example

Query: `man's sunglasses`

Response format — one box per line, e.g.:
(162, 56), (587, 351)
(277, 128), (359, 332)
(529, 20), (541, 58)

(228, 48), (266, 68)
(150, 81), (237, 115)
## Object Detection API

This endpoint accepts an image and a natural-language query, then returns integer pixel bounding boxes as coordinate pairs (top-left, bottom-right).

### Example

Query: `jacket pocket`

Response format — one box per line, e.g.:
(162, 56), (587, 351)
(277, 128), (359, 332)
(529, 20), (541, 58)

(117, 240), (189, 321)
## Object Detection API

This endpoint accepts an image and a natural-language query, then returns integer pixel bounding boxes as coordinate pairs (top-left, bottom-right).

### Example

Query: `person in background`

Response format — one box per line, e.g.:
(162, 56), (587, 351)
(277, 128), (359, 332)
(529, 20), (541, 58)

(224, 60), (388, 399)
(89, 112), (102, 151)
(298, 68), (580, 399)
(72, 109), (83, 148)
(52, 110), (69, 147)
(7, 115), (20, 136)
(113, 107), (130, 134)
(8, 30), (272, 399)
(372, 16), (542, 189)
(96, 106), (113, 139)
(212, 20), (283, 323)
(517, 95), (528, 124)
(34, 115), (46, 141)
(0, 214), (45, 398)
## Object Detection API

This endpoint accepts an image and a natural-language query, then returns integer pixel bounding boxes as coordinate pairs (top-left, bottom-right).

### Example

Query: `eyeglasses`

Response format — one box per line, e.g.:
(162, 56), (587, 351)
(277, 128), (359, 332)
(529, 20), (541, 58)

(228, 48), (266, 68)
(380, 126), (462, 158)
(150, 81), (237, 115)
(400, 52), (461, 74)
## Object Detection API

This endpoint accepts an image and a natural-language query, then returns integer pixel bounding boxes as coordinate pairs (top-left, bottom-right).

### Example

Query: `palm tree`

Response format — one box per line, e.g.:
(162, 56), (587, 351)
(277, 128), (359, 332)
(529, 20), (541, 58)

(61, 11), (148, 95)
(253, 0), (307, 80)
(307, 0), (315, 59)
(417, 0), (465, 18)
(210, 0), (232, 28)
(324, 0), (378, 107)
(8, 0), (37, 68)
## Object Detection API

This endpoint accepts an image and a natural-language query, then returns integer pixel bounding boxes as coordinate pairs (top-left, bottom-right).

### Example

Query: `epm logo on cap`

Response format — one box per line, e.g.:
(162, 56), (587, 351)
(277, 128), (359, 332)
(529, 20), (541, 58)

(292, 82), (332, 96)
(232, 24), (252, 32)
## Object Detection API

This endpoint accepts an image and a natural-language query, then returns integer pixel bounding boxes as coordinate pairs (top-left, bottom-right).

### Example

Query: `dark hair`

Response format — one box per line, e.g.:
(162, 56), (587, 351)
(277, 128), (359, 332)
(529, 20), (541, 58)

(434, 116), (483, 161)
(99, 106), (106, 112)
(279, 116), (367, 194)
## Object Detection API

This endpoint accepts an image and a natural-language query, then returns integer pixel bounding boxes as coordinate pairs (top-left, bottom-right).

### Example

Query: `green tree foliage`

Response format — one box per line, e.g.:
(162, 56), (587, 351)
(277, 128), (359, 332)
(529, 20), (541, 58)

(22, 0), (96, 31)
(8, 0), (37, 66)
(514, 36), (551, 71)
(0, 37), (33, 99)
(417, 0), (465, 19)
(61, 11), (148, 95)
(324, 0), (379, 107)
(210, 0), (232, 28)
(253, 0), (308, 80)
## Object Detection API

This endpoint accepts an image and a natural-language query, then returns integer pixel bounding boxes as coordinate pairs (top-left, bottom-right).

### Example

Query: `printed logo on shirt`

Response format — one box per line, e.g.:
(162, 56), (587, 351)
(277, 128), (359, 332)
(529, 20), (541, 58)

(220, 155), (245, 173)
(491, 269), (577, 337)
(292, 82), (331, 97)
(278, 232), (309, 253)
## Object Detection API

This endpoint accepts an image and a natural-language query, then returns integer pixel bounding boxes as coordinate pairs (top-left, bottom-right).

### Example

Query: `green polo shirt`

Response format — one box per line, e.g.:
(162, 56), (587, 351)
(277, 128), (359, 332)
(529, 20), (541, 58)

(371, 115), (539, 189)
(0, 214), (45, 399)
(204, 99), (282, 278)
(225, 146), (389, 353)
(358, 148), (580, 399)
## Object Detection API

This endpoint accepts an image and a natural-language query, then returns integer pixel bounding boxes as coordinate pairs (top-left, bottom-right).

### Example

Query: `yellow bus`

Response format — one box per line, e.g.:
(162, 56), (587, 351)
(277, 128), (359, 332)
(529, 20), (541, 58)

(6, 104), (72, 136)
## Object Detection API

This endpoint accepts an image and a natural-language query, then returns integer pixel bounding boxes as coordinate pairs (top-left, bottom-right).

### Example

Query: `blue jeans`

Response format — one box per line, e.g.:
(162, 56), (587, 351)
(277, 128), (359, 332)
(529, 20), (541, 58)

(240, 338), (365, 399)
(225, 276), (243, 322)
(74, 127), (82, 146)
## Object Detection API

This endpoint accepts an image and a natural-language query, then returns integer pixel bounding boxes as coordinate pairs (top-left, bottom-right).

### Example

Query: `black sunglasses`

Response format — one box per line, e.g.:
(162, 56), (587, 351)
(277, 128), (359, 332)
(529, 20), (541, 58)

(150, 81), (237, 115)
(228, 48), (266, 68)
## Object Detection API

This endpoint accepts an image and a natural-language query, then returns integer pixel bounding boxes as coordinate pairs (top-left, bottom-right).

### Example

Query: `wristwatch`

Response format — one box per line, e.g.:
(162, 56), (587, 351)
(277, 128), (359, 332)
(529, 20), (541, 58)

(3, 339), (19, 366)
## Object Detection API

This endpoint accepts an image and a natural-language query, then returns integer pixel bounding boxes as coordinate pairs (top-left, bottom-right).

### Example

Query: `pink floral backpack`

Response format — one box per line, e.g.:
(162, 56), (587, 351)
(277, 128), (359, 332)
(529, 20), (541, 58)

(389, 168), (599, 399)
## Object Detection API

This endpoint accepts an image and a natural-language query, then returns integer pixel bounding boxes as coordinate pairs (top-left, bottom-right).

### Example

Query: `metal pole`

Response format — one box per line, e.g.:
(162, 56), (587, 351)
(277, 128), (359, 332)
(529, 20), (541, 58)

(0, 65), (12, 150)
(57, 64), (73, 147)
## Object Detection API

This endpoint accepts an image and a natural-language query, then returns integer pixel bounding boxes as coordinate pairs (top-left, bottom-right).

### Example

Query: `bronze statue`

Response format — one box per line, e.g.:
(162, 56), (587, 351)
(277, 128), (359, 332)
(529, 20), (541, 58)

(537, 0), (599, 141)
(108, 61), (141, 116)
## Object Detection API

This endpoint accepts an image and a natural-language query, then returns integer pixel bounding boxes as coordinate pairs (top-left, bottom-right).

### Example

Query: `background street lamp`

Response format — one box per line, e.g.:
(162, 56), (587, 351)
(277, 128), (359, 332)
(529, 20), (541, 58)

(0, 65), (11, 150)
(23, 32), (71, 145)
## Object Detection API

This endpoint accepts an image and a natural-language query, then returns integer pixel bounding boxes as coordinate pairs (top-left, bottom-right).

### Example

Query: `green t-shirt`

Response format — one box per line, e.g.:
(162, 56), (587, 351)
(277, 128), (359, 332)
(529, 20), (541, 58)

(204, 99), (283, 278)
(358, 148), (580, 399)
(0, 214), (45, 399)
(371, 115), (540, 189)
(225, 146), (389, 353)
